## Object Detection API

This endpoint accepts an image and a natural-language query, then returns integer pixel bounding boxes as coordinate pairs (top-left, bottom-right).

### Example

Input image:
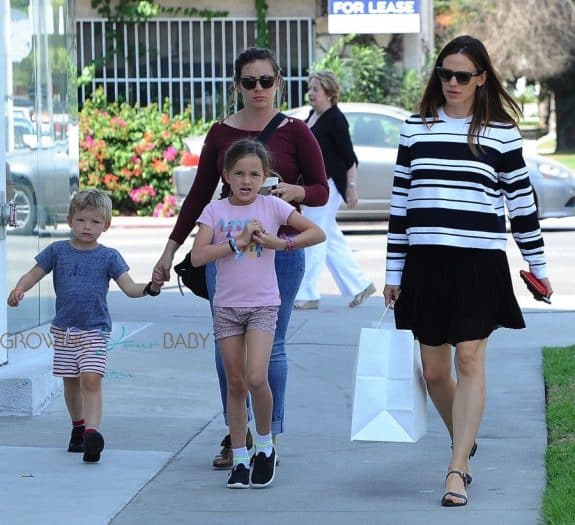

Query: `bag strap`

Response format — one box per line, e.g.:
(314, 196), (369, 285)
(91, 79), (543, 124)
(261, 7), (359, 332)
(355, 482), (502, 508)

(219, 112), (287, 199)
(256, 112), (287, 144)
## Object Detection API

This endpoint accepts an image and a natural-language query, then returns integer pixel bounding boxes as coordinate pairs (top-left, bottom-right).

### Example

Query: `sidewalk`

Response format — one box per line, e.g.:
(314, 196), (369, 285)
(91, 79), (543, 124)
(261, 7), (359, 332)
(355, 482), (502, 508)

(1, 288), (574, 525)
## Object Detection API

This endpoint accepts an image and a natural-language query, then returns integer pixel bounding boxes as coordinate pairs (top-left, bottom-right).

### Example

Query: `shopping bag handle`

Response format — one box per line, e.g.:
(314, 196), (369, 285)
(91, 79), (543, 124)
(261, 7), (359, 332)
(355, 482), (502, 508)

(375, 302), (394, 328)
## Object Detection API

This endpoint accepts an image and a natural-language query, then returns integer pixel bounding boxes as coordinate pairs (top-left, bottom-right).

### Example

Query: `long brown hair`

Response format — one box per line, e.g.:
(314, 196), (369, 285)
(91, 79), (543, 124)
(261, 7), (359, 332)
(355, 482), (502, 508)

(419, 35), (522, 156)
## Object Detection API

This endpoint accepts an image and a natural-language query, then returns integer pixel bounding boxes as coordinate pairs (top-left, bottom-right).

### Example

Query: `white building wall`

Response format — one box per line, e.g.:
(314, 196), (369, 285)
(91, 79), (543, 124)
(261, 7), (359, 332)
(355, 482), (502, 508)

(74, 0), (317, 19)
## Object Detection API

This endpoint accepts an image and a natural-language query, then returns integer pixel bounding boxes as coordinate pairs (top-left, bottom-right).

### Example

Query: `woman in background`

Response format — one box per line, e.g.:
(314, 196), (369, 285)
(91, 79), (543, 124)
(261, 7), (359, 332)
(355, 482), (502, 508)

(294, 71), (375, 310)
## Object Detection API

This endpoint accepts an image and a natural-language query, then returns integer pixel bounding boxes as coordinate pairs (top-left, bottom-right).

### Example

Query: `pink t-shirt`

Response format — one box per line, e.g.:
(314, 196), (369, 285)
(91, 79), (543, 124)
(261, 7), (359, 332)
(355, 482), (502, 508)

(197, 194), (295, 307)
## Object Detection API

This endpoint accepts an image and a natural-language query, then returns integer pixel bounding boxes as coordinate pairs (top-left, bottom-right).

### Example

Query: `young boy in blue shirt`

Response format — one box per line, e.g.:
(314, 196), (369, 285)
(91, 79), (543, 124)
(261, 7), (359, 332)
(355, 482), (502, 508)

(8, 189), (161, 462)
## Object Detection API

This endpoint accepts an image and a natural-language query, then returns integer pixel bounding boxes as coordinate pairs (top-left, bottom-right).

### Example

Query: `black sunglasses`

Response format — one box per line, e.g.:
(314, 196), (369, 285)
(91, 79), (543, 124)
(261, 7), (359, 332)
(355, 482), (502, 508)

(436, 67), (482, 85)
(239, 75), (276, 90)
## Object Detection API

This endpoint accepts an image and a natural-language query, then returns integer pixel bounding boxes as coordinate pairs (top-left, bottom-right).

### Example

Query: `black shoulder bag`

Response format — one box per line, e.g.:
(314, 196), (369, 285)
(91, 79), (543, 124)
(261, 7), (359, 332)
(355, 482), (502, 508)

(173, 113), (287, 299)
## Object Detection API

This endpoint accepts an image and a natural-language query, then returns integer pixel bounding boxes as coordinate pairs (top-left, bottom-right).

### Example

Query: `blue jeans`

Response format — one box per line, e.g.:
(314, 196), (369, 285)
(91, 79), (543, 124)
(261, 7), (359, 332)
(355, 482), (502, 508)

(206, 248), (305, 435)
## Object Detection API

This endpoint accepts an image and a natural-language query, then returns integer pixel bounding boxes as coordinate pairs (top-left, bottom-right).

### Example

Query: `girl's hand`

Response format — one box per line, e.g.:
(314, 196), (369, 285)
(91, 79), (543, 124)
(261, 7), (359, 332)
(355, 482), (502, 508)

(7, 288), (24, 307)
(251, 230), (284, 250)
(383, 285), (400, 307)
(236, 219), (262, 248)
(271, 183), (305, 203)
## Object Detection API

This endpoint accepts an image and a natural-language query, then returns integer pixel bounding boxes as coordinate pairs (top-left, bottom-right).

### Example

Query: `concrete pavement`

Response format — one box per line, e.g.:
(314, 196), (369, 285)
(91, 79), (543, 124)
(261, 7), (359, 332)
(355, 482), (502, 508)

(1, 283), (574, 524)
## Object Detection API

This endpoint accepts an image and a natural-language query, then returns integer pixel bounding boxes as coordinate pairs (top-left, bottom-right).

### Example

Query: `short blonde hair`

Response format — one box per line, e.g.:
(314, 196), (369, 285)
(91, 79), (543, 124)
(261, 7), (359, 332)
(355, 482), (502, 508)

(308, 70), (341, 104)
(68, 189), (113, 224)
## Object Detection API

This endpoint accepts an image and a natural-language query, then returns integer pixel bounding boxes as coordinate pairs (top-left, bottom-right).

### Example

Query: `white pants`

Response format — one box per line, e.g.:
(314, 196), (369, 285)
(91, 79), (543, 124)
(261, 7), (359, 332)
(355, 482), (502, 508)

(296, 179), (371, 301)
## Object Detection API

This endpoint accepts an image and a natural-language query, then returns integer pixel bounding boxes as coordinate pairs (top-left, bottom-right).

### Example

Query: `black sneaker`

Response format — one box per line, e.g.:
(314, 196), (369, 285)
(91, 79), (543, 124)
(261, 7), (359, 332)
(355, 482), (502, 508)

(249, 448), (276, 488)
(67, 426), (85, 453)
(83, 430), (105, 463)
(227, 464), (250, 489)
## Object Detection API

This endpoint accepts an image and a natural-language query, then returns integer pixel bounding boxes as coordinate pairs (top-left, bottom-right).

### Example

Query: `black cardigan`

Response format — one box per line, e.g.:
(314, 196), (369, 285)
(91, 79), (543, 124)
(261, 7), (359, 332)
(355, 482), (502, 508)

(305, 105), (358, 203)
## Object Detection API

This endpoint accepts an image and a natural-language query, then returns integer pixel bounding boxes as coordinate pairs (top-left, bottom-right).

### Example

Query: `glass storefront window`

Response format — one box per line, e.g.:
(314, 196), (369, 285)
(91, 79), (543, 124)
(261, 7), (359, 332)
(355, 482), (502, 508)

(3, 0), (77, 339)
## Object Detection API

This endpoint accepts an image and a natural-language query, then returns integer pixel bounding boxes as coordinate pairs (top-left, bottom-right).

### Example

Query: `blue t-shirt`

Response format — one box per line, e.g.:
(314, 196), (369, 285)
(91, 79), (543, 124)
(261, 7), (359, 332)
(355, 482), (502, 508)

(35, 240), (129, 332)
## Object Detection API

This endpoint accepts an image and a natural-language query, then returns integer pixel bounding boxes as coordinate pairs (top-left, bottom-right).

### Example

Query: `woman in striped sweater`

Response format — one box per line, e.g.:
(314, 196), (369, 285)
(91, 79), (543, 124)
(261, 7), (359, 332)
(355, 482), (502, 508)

(383, 35), (552, 507)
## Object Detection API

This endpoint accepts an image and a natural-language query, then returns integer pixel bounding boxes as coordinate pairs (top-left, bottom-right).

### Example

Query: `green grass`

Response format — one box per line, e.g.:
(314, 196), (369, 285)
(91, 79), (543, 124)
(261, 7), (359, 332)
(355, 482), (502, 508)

(535, 135), (575, 170)
(542, 346), (575, 524)
(547, 154), (575, 172)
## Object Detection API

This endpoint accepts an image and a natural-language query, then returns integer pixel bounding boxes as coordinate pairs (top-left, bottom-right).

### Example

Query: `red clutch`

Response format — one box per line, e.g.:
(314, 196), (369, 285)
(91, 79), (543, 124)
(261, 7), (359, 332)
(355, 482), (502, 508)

(519, 270), (551, 304)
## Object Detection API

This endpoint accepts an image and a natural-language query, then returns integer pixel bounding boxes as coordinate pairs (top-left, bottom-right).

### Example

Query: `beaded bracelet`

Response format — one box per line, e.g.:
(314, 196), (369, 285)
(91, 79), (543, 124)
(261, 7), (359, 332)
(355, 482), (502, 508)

(285, 237), (295, 253)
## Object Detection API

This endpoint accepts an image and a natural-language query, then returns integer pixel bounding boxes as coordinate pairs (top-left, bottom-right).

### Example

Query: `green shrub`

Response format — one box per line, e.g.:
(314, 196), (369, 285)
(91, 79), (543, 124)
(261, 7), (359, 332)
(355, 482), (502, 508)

(400, 69), (424, 113)
(79, 87), (211, 216)
(311, 35), (417, 109)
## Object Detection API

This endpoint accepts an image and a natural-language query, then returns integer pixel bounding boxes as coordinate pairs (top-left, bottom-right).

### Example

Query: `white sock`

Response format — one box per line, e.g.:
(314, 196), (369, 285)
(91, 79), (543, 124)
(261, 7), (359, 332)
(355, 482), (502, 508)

(232, 447), (250, 468)
(255, 431), (273, 457)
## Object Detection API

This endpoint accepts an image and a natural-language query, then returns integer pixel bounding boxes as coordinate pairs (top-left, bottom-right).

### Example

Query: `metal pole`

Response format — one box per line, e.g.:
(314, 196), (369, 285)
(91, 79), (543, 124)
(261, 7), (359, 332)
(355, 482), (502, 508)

(0, 0), (9, 365)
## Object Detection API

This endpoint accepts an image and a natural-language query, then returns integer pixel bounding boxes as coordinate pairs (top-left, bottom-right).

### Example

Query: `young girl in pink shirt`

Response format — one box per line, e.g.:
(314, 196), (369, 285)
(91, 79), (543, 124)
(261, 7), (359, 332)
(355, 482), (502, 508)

(191, 138), (324, 489)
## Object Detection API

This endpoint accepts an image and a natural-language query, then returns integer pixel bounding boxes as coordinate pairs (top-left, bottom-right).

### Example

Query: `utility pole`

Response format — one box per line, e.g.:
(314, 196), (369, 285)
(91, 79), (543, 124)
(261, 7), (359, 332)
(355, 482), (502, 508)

(402, 0), (434, 72)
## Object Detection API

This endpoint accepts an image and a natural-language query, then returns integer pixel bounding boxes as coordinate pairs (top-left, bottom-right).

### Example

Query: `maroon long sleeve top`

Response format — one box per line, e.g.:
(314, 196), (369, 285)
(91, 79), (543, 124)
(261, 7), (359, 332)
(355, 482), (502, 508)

(169, 117), (329, 244)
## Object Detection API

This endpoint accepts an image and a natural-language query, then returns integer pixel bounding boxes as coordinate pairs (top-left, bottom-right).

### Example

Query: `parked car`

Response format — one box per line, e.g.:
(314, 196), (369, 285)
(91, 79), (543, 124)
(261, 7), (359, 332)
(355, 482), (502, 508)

(12, 96), (35, 124)
(7, 124), (78, 234)
(173, 103), (575, 221)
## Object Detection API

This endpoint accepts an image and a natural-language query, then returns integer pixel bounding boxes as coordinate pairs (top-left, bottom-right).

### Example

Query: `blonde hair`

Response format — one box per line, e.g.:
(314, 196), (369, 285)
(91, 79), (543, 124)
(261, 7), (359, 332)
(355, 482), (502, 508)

(308, 71), (341, 104)
(68, 189), (113, 224)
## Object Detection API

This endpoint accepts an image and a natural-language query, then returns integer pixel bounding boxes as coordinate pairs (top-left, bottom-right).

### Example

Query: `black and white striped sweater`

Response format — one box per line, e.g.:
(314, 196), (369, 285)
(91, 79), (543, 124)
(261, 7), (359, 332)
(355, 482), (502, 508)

(385, 108), (547, 286)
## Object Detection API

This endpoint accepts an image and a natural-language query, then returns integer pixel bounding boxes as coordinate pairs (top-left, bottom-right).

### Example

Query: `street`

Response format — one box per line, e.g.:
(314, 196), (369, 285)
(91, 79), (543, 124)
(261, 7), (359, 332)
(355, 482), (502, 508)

(101, 216), (575, 309)
(6, 216), (575, 314)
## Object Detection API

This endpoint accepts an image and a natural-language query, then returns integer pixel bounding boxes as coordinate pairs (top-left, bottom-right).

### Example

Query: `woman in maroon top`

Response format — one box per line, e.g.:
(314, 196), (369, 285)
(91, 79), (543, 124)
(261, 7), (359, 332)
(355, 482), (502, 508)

(153, 47), (328, 469)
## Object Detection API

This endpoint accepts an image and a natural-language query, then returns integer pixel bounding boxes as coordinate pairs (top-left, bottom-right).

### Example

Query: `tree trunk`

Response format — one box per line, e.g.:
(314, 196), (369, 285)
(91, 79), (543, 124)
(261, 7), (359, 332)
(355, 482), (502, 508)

(549, 63), (575, 152)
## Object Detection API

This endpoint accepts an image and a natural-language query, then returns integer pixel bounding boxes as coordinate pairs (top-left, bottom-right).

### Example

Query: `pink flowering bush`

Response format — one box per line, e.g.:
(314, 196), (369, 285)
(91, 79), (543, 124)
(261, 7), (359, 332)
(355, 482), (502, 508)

(153, 195), (178, 218)
(129, 185), (156, 204)
(79, 87), (211, 215)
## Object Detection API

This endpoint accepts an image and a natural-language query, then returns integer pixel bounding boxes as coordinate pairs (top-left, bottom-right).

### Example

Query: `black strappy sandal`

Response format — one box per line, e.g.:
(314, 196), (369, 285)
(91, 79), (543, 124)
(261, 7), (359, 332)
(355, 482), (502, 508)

(451, 441), (478, 458)
(451, 441), (477, 485)
(441, 470), (468, 507)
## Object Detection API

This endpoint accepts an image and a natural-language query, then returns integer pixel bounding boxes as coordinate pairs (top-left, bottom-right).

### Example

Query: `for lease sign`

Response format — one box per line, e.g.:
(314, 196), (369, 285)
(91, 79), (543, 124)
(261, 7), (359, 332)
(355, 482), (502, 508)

(328, 0), (421, 34)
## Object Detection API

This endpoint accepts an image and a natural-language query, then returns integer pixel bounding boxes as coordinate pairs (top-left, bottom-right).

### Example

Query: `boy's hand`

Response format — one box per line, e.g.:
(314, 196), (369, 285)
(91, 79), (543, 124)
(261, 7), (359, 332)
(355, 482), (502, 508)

(7, 288), (24, 307)
(143, 280), (162, 297)
(150, 281), (163, 294)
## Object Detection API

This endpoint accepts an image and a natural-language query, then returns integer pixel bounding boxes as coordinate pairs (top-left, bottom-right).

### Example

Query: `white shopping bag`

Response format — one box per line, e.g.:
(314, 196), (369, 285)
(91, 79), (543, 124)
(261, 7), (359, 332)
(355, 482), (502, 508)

(351, 310), (427, 443)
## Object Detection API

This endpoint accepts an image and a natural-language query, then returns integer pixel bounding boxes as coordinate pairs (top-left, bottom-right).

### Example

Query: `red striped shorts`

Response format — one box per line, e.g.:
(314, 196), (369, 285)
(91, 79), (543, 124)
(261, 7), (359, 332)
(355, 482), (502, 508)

(50, 326), (109, 377)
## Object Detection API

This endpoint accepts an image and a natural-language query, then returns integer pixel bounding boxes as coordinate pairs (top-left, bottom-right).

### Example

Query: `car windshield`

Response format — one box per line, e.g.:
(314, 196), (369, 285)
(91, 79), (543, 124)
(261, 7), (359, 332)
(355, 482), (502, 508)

(345, 112), (402, 149)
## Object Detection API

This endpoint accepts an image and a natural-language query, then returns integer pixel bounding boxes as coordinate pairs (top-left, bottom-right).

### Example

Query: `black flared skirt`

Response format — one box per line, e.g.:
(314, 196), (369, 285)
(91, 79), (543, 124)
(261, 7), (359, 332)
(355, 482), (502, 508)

(394, 246), (525, 346)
